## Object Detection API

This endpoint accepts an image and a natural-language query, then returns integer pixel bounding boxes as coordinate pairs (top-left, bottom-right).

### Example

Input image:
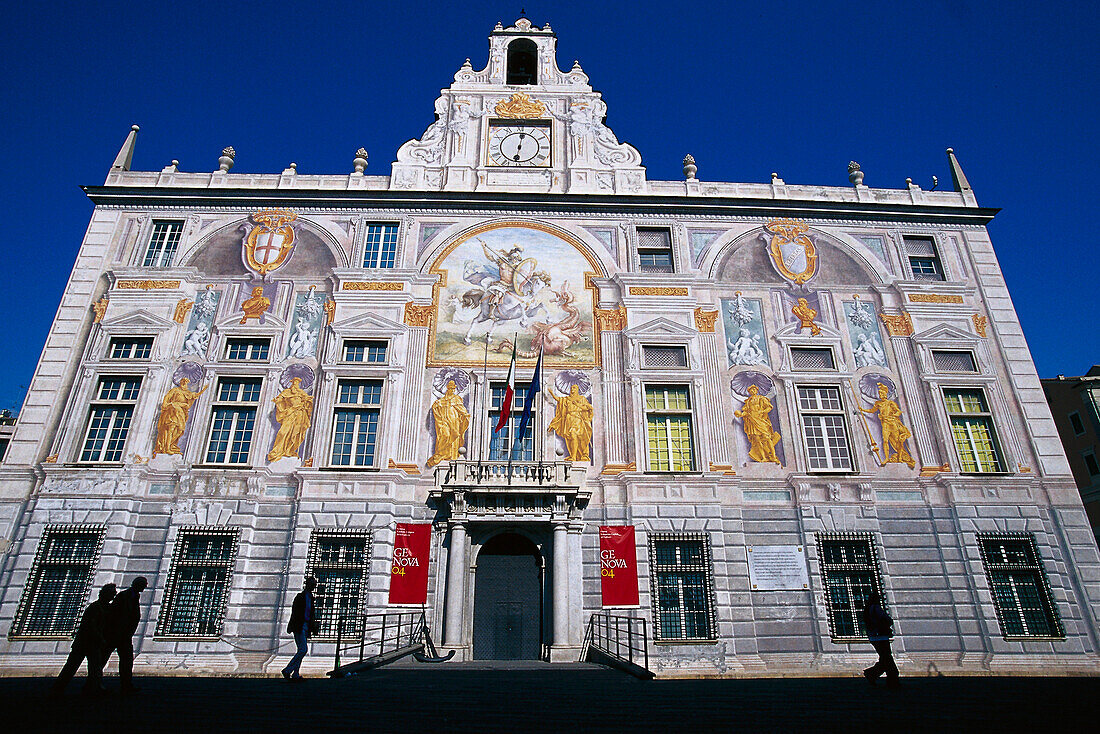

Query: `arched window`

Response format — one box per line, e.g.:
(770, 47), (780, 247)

(506, 39), (538, 85)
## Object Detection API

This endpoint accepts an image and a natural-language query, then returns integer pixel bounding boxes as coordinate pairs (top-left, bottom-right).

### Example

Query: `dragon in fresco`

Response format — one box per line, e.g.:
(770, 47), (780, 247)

(491, 282), (590, 358)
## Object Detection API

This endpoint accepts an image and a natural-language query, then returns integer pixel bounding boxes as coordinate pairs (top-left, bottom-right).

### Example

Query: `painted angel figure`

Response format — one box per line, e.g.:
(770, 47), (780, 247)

(287, 317), (317, 358)
(853, 333), (886, 368)
(728, 328), (768, 366)
(181, 322), (210, 356)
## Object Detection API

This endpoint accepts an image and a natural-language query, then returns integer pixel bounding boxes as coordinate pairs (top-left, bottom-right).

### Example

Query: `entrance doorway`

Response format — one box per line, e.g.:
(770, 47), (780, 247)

(473, 532), (543, 660)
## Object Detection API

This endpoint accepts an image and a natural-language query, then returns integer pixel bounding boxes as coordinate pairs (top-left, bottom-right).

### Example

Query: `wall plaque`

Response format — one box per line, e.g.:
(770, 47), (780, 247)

(747, 545), (809, 590)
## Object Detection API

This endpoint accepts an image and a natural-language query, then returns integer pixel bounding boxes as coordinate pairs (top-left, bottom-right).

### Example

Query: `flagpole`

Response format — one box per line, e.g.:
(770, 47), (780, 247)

(480, 331), (490, 470)
(538, 346), (545, 467)
(506, 332), (517, 483)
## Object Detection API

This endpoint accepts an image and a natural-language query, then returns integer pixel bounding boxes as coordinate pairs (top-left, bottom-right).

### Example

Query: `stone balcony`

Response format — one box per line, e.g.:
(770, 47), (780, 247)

(430, 461), (590, 522)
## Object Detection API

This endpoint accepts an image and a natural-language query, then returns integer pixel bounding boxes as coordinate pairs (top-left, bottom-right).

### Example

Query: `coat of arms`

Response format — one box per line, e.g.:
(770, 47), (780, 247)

(244, 209), (298, 276)
(763, 219), (817, 285)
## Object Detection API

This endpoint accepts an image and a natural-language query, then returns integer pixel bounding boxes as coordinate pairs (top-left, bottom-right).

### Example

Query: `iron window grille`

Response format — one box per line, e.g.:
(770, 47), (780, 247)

(156, 527), (239, 638)
(330, 380), (383, 467)
(204, 378), (262, 465)
(943, 388), (1005, 473)
(790, 347), (836, 371)
(306, 530), (373, 639)
(142, 220), (184, 268)
(342, 340), (388, 364)
(644, 385), (695, 471)
(225, 338), (271, 361)
(648, 533), (717, 641)
(932, 350), (978, 374)
(977, 533), (1064, 639)
(636, 227), (674, 273)
(9, 525), (106, 638)
(362, 224), (399, 268)
(816, 532), (885, 641)
(79, 376), (142, 463)
(108, 337), (154, 360)
(903, 235), (945, 281)
(797, 386), (853, 471)
(642, 345), (688, 369)
(489, 382), (534, 460)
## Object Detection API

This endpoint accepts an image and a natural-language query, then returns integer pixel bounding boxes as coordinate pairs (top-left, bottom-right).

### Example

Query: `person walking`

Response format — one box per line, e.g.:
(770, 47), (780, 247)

(281, 576), (319, 680)
(105, 576), (148, 694)
(862, 590), (900, 686)
(51, 583), (117, 696)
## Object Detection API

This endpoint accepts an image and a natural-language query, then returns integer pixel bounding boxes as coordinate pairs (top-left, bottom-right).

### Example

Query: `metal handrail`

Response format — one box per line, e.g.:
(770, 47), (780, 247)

(582, 612), (650, 673)
(331, 610), (426, 676)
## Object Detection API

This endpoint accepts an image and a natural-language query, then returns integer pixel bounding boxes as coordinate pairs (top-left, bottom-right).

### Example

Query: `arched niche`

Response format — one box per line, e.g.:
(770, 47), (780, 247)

(181, 218), (341, 278)
(506, 38), (539, 85)
(710, 226), (889, 287)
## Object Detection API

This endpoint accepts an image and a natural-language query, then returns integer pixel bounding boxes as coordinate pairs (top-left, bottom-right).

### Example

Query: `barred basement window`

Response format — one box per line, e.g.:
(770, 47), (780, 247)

(80, 376), (141, 463)
(944, 388), (1004, 473)
(156, 528), (239, 637)
(903, 235), (945, 281)
(797, 386), (853, 471)
(790, 347), (835, 371)
(642, 345), (688, 369)
(225, 338), (270, 361)
(636, 227), (674, 273)
(648, 533), (716, 641)
(932, 350), (977, 373)
(342, 340), (388, 364)
(816, 533), (884, 641)
(10, 525), (105, 637)
(108, 337), (153, 360)
(142, 220), (184, 268)
(330, 380), (383, 467)
(307, 530), (372, 638)
(978, 534), (1064, 639)
(362, 224), (399, 268)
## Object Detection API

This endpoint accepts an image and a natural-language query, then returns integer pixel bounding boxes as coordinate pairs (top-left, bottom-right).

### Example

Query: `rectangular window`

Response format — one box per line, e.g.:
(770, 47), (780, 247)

(80, 376), (141, 463)
(142, 220), (184, 268)
(932, 350), (977, 373)
(642, 345), (688, 369)
(636, 227), (674, 273)
(108, 336), (154, 360)
(330, 379), (383, 467)
(10, 525), (105, 637)
(903, 235), (945, 281)
(225, 338), (271, 361)
(0, 436), (9, 461)
(362, 224), (399, 268)
(817, 533), (884, 640)
(1069, 411), (1085, 436)
(1083, 450), (1099, 478)
(790, 347), (836, 371)
(156, 528), (239, 638)
(649, 534), (716, 641)
(205, 378), (262, 464)
(644, 385), (695, 471)
(944, 388), (1004, 473)
(797, 386), (852, 471)
(307, 530), (372, 638)
(342, 340), (388, 364)
(490, 383), (533, 461)
(978, 534), (1064, 639)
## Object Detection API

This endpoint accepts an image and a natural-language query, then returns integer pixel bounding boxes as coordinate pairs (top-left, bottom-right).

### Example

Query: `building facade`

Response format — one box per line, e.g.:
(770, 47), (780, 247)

(1, 19), (1098, 677)
(1043, 367), (1100, 544)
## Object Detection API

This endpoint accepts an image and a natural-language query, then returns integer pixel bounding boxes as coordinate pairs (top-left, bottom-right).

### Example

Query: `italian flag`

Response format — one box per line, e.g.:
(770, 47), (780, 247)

(494, 339), (517, 434)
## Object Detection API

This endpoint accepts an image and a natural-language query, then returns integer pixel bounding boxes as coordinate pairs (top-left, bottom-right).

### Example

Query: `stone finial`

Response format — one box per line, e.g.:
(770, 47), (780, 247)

(218, 146), (235, 172)
(281, 163), (297, 175)
(683, 154), (697, 180)
(353, 148), (369, 174)
(110, 125), (140, 172)
(946, 147), (972, 193)
(848, 161), (864, 186)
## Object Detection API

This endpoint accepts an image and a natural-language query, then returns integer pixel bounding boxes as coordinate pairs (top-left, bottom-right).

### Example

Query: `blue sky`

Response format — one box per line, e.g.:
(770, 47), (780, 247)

(1, 1), (1096, 411)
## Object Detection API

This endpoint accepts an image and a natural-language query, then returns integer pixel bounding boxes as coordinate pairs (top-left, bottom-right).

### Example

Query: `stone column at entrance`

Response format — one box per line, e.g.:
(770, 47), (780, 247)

(444, 521), (467, 647)
(551, 522), (569, 658)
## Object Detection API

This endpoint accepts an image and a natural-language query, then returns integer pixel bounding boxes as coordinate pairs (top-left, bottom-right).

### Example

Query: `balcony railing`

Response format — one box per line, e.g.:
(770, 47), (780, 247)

(437, 460), (582, 489)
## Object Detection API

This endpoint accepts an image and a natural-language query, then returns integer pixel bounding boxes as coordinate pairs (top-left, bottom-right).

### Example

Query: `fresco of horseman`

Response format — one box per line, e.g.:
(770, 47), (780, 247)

(461, 239), (551, 344)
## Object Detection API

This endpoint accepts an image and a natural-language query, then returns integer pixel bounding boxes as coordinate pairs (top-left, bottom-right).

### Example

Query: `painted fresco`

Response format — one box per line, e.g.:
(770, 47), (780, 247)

(844, 298), (888, 368)
(180, 287), (221, 358)
(730, 371), (785, 466)
(721, 293), (769, 367)
(286, 288), (326, 358)
(431, 222), (598, 367)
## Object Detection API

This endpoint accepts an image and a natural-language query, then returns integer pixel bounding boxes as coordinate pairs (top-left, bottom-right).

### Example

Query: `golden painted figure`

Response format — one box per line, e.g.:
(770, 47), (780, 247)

(791, 297), (822, 336)
(267, 378), (314, 462)
(733, 384), (781, 464)
(859, 383), (915, 468)
(152, 378), (208, 456)
(546, 385), (594, 462)
(426, 381), (470, 467)
(239, 286), (270, 324)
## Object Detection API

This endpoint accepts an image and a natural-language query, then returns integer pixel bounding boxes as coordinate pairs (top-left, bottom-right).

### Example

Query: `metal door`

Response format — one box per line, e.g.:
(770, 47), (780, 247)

(473, 535), (542, 659)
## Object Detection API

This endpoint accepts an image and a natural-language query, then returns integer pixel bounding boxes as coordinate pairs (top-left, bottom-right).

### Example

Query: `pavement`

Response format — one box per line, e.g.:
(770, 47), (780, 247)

(1, 662), (1097, 733)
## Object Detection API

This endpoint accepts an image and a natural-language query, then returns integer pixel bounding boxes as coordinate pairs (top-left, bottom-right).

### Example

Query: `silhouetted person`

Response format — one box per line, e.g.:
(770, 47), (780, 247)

(281, 576), (318, 680)
(105, 576), (148, 693)
(862, 590), (899, 686)
(51, 583), (117, 696)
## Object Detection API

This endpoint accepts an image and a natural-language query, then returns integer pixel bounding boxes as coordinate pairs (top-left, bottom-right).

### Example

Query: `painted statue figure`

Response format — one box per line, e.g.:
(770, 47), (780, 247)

(181, 322), (210, 356)
(287, 317), (317, 358)
(426, 380), (470, 467)
(859, 383), (915, 468)
(240, 286), (270, 324)
(733, 384), (781, 464)
(792, 297), (822, 336)
(728, 328), (768, 366)
(152, 378), (208, 457)
(853, 333), (886, 368)
(546, 384), (594, 462)
(267, 378), (313, 462)
(492, 282), (590, 359)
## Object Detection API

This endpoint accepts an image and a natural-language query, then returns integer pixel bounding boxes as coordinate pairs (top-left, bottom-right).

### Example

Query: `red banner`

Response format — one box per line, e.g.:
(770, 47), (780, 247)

(388, 523), (431, 605)
(599, 525), (639, 607)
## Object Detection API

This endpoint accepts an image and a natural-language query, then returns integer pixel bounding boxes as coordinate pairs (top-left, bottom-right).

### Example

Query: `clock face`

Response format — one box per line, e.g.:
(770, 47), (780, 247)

(487, 123), (551, 167)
